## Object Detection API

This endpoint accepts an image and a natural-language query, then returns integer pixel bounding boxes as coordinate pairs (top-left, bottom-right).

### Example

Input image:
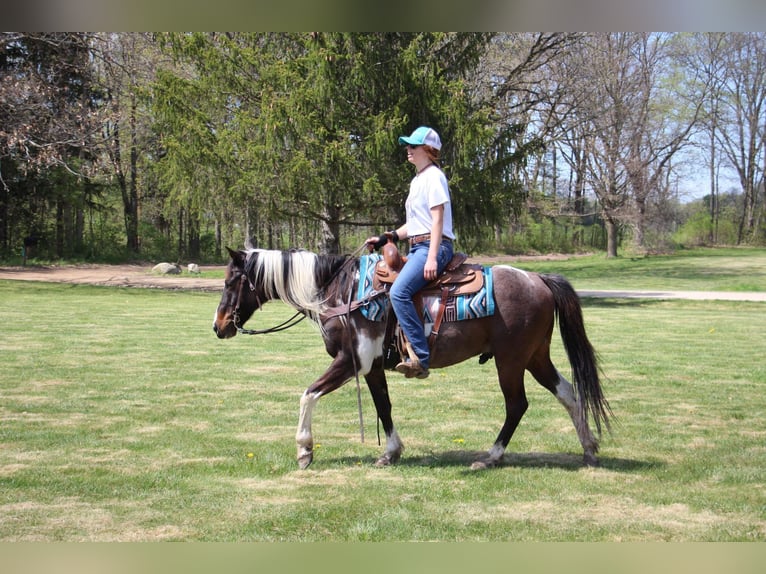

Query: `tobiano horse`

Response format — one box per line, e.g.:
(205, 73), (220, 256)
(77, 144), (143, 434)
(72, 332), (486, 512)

(213, 246), (612, 470)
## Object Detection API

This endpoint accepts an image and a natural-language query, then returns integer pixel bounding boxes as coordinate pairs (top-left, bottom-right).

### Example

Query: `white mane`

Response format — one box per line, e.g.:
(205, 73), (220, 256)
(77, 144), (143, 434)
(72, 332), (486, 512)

(247, 249), (327, 319)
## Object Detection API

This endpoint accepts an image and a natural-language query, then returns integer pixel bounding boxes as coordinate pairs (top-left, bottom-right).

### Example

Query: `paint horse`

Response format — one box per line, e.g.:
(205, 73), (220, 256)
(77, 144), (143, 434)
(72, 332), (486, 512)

(213, 246), (611, 469)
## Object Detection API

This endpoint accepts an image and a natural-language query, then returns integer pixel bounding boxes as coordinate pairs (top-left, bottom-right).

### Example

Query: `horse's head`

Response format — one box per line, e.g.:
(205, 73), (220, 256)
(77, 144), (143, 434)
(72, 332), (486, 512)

(213, 248), (263, 339)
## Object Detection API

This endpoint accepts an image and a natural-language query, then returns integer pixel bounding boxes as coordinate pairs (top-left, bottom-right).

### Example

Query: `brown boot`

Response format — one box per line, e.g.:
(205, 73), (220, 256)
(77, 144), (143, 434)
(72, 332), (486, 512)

(395, 359), (430, 379)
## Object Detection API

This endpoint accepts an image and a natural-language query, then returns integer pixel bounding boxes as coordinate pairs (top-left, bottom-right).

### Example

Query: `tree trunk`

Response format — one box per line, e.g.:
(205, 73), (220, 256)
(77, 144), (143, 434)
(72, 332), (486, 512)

(605, 217), (618, 258)
(214, 218), (222, 258)
(633, 195), (646, 252)
(188, 212), (200, 260)
(55, 198), (65, 258)
(319, 204), (341, 255)
(709, 120), (718, 244)
(177, 207), (185, 258)
(111, 97), (139, 255)
(126, 93), (140, 253)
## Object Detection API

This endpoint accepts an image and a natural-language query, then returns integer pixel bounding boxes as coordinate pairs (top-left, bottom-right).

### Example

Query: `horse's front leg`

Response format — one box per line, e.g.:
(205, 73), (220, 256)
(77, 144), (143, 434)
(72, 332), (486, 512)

(294, 350), (357, 469)
(296, 390), (320, 470)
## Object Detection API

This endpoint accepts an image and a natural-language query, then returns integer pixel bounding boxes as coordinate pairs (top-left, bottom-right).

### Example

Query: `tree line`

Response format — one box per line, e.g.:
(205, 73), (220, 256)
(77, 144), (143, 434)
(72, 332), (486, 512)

(1, 32), (764, 263)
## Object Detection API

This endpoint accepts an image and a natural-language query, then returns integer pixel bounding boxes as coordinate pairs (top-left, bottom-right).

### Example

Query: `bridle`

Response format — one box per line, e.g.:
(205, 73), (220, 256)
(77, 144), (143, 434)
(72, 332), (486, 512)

(230, 271), (306, 335)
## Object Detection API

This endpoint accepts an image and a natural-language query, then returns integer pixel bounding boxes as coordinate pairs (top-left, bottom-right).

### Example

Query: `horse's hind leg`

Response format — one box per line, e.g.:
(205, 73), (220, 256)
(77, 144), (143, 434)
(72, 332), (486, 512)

(473, 361), (528, 470)
(528, 355), (600, 466)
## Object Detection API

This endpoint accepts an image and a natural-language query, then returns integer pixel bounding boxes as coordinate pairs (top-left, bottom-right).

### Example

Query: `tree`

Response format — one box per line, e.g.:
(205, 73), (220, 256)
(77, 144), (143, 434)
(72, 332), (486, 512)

(0, 32), (103, 257)
(438, 33), (587, 252)
(683, 33), (728, 243)
(708, 33), (766, 244)
(552, 33), (706, 257)
(90, 33), (165, 255)
(152, 33), (498, 254)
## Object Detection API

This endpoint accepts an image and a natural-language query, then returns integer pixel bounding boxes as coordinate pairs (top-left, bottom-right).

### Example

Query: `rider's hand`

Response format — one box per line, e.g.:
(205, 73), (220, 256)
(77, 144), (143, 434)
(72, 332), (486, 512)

(365, 235), (384, 251)
(424, 257), (438, 280)
(365, 232), (395, 252)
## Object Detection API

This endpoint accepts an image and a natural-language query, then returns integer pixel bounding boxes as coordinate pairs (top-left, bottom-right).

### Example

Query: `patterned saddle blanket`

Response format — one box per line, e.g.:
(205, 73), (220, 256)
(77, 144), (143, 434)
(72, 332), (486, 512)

(357, 254), (495, 323)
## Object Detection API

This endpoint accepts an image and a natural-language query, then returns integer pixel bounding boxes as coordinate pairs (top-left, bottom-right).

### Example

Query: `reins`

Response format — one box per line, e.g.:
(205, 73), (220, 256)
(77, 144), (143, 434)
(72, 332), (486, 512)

(232, 272), (306, 335)
(235, 308), (306, 335)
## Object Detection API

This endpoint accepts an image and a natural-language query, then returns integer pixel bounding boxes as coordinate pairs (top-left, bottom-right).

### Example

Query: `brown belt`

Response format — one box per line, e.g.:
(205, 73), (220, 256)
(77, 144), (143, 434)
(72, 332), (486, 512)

(409, 234), (452, 246)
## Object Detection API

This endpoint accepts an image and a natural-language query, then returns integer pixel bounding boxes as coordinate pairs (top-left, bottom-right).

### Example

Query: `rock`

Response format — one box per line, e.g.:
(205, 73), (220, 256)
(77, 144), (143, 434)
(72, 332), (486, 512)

(152, 262), (181, 275)
(187, 263), (200, 274)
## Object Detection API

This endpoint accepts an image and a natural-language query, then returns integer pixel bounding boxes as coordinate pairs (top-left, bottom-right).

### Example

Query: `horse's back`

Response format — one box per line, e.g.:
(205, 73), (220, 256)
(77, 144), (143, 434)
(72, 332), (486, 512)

(490, 265), (555, 313)
(429, 265), (554, 369)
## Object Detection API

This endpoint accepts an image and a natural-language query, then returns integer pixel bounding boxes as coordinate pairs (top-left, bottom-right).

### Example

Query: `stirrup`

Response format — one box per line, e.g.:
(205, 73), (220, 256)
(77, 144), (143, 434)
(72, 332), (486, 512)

(395, 359), (429, 379)
(395, 333), (430, 378)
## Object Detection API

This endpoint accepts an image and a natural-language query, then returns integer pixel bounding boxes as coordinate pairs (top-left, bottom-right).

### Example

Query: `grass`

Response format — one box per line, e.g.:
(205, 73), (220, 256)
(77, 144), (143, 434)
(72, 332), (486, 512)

(0, 249), (765, 541)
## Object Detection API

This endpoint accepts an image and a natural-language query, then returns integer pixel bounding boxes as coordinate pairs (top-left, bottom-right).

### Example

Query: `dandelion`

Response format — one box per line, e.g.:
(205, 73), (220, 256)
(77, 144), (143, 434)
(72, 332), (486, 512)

(452, 438), (465, 444)
(246, 452), (254, 459)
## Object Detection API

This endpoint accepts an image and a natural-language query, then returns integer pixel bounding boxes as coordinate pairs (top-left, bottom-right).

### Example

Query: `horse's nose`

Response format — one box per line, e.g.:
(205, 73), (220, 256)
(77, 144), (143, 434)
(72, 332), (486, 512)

(213, 321), (231, 339)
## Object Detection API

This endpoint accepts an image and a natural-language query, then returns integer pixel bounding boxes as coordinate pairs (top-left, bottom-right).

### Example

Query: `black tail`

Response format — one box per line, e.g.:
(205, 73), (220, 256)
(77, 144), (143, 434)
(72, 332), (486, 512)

(539, 273), (612, 437)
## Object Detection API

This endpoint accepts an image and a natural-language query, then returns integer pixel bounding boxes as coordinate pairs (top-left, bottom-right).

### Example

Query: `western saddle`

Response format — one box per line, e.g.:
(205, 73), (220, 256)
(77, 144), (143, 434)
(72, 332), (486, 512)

(373, 240), (485, 348)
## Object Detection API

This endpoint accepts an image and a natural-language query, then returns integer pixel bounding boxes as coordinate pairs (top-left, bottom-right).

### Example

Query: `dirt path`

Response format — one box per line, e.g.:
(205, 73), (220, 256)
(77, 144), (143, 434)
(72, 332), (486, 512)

(1, 263), (765, 301)
(0, 264), (224, 291)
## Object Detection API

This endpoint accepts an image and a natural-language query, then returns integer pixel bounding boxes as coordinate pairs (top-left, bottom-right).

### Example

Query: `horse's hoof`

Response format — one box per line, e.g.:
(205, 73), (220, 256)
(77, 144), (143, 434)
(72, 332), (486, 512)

(298, 452), (313, 470)
(374, 452), (400, 467)
(470, 458), (499, 470)
(583, 453), (599, 467)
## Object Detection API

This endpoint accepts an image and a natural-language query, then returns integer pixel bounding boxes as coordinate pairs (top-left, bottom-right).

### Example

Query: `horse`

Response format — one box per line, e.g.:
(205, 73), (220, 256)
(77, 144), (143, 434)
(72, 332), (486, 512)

(213, 246), (612, 470)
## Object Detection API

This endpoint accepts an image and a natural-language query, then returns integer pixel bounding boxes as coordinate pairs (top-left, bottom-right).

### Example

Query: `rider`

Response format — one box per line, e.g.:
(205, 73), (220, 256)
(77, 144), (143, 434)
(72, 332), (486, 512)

(366, 126), (455, 379)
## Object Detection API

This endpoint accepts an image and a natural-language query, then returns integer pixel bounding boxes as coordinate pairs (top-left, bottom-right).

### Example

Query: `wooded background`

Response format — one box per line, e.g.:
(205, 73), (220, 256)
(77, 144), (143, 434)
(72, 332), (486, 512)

(2, 32), (764, 262)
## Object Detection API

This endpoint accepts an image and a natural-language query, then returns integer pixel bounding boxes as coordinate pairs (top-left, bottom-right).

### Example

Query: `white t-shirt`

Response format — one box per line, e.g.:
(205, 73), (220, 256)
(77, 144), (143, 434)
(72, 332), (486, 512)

(404, 165), (454, 239)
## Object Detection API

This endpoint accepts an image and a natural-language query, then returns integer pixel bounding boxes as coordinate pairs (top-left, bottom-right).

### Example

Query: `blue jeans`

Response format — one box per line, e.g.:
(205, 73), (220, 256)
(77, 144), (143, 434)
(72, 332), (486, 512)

(390, 239), (454, 369)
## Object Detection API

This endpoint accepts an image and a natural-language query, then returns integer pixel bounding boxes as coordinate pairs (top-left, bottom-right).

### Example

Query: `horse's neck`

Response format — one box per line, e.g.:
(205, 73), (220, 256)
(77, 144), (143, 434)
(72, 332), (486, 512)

(256, 250), (352, 317)
(313, 254), (355, 305)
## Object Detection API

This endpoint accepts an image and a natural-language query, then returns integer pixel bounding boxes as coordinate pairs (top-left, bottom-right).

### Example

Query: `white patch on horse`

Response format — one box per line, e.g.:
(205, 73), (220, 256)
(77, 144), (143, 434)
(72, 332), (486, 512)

(355, 330), (385, 375)
(554, 372), (577, 410)
(494, 264), (532, 281)
(487, 442), (505, 462)
(554, 371), (589, 438)
(554, 371), (599, 456)
(385, 429), (404, 458)
(296, 390), (321, 450)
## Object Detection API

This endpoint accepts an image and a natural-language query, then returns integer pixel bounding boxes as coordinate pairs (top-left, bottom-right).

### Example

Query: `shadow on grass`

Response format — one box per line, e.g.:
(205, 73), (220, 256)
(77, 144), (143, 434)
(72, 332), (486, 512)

(327, 449), (659, 473)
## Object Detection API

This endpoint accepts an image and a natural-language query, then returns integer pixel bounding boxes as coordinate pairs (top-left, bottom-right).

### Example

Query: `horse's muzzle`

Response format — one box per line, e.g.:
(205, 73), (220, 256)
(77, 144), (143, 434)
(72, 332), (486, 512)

(213, 316), (237, 339)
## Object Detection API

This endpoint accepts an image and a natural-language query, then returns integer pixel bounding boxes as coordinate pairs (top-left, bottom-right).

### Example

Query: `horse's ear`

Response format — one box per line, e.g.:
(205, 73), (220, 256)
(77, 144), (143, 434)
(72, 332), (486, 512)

(226, 247), (245, 267)
(244, 237), (256, 250)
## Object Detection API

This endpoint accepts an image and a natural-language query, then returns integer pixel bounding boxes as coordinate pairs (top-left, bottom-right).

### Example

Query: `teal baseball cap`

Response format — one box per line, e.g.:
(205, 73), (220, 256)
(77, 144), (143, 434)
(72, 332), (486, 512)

(398, 126), (442, 150)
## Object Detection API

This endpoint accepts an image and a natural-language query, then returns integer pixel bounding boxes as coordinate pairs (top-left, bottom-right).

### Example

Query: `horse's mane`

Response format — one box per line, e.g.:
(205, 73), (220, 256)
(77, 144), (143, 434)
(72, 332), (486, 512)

(245, 248), (353, 321)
